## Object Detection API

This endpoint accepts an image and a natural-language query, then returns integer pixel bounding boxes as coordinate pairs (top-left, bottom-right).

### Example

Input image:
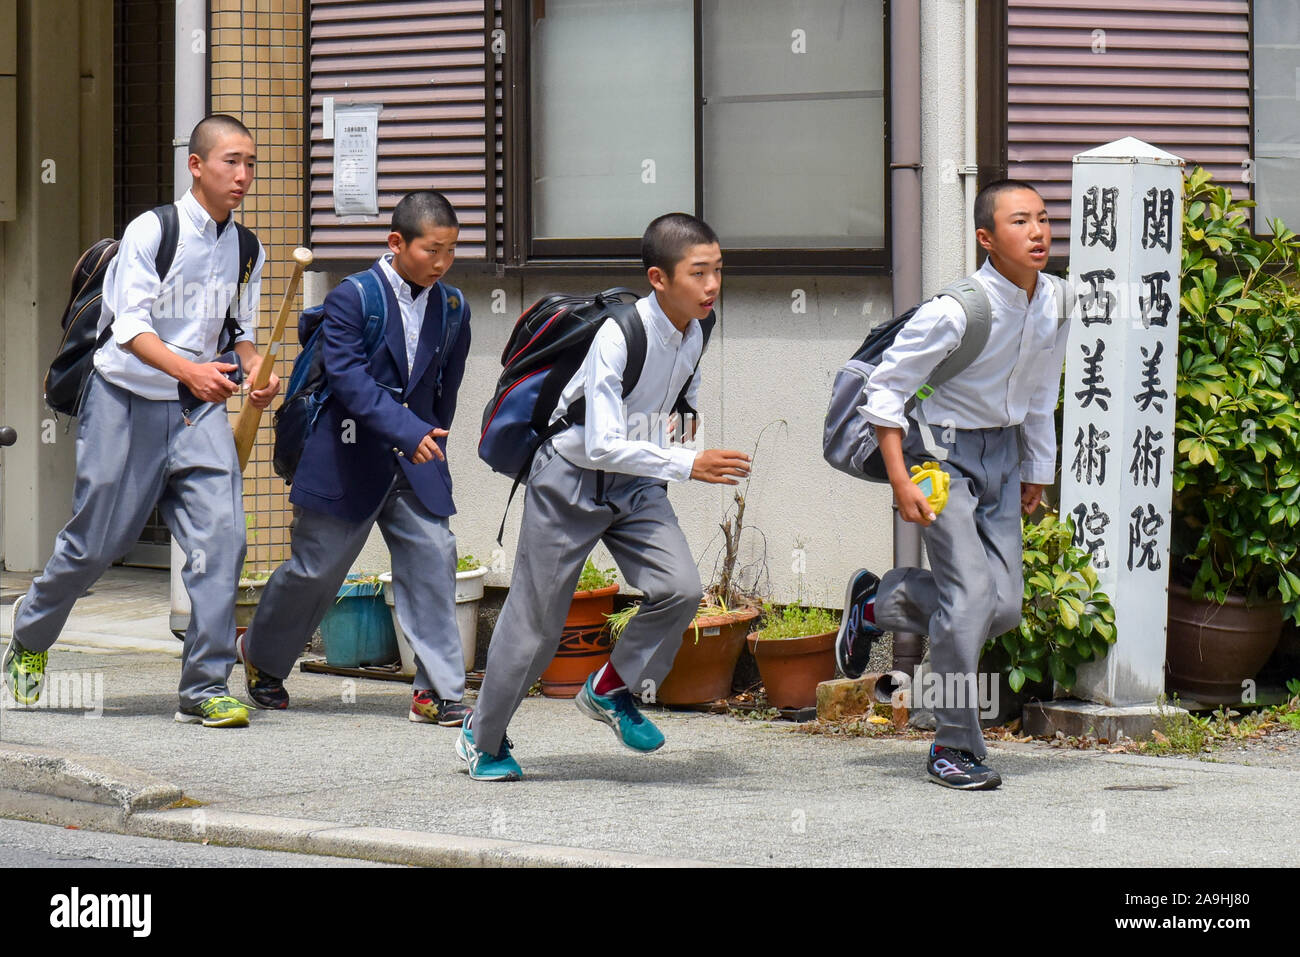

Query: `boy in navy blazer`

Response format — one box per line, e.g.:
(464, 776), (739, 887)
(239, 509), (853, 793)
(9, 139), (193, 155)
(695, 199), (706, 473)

(238, 190), (473, 727)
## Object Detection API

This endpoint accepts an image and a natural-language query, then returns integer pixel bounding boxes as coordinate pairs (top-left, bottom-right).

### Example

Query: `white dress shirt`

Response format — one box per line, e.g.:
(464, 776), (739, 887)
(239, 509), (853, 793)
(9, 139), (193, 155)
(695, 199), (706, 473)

(377, 254), (428, 375)
(93, 189), (264, 400)
(860, 258), (1072, 485)
(549, 292), (702, 482)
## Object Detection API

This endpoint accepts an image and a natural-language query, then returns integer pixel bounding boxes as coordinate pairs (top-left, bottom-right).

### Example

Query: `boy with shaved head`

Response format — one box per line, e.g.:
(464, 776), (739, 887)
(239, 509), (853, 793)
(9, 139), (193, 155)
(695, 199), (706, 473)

(4, 114), (280, 728)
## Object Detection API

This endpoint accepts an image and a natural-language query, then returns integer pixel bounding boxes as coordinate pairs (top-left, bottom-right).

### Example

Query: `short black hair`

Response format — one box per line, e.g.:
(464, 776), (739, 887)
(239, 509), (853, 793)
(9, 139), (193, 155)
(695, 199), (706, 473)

(391, 190), (459, 242)
(187, 114), (254, 161)
(641, 212), (720, 276)
(974, 179), (1042, 233)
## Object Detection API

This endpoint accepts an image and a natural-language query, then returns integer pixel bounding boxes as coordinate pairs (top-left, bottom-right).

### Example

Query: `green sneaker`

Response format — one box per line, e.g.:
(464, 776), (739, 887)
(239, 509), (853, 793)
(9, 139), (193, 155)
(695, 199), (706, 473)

(3, 613), (48, 706)
(574, 675), (665, 753)
(174, 695), (250, 728)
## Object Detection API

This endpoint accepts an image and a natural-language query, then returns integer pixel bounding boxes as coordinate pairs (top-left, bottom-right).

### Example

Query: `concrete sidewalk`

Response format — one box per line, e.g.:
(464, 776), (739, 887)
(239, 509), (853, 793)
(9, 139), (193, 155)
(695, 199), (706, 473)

(2, 569), (1298, 867)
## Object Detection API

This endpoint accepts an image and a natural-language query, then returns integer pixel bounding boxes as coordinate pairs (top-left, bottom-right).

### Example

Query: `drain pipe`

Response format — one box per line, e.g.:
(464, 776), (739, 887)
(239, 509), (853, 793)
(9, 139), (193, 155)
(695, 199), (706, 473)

(888, 0), (925, 675)
(169, 0), (207, 638)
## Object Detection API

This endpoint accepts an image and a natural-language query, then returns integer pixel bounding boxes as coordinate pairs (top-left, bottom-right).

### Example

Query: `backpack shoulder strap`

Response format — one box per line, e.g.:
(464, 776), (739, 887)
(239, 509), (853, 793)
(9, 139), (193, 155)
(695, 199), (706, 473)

(1043, 273), (1074, 329)
(217, 221), (259, 352)
(610, 304), (648, 398)
(431, 282), (467, 396)
(671, 310), (716, 416)
(151, 204), (180, 281)
(344, 269), (389, 357)
(921, 276), (991, 397)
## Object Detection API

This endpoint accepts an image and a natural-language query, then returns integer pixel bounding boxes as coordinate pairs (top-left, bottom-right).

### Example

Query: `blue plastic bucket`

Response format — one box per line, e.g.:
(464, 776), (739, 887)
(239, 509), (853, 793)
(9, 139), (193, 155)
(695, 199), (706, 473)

(319, 577), (399, 668)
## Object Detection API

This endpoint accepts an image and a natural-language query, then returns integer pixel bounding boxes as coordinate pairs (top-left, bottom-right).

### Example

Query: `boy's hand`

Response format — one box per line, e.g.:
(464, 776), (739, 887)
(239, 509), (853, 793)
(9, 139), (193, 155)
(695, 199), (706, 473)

(892, 477), (937, 526)
(1021, 482), (1045, 515)
(240, 355), (281, 410)
(181, 361), (241, 404)
(690, 448), (751, 485)
(411, 428), (449, 464)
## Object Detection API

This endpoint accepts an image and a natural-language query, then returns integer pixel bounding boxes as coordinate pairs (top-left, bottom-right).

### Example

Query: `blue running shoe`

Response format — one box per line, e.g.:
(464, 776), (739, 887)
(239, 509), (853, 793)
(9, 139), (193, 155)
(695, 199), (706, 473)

(455, 720), (522, 782)
(574, 674), (665, 753)
(836, 568), (883, 679)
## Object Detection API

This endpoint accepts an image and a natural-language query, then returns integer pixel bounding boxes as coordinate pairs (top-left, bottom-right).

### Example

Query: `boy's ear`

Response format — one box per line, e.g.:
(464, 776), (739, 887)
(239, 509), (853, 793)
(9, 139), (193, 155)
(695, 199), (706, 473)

(975, 227), (995, 255)
(187, 152), (202, 179)
(386, 231), (405, 256)
(647, 265), (669, 292)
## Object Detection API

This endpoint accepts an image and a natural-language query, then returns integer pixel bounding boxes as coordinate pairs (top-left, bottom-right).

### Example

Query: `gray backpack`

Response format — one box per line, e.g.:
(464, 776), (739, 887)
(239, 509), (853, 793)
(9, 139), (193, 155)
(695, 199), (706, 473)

(823, 274), (1072, 481)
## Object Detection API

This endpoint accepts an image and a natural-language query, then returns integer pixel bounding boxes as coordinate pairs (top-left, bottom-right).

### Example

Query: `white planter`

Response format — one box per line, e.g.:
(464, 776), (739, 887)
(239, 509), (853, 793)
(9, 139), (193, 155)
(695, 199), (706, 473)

(379, 566), (486, 677)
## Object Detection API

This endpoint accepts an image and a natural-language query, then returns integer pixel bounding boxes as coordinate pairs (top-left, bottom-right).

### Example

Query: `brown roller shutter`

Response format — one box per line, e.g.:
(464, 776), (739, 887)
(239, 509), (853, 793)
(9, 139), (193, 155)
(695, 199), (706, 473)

(1006, 0), (1251, 244)
(307, 0), (494, 263)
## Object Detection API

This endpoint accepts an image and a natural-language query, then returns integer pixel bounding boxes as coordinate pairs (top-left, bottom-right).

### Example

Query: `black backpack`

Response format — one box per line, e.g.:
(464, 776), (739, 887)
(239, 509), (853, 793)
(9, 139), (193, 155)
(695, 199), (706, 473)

(478, 287), (715, 539)
(44, 204), (257, 416)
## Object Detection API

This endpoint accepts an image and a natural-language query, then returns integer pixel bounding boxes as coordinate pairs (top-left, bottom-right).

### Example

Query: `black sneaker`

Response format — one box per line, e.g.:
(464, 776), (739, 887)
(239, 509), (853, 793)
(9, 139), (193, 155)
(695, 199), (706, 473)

(927, 745), (1002, 790)
(238, 634), (288, 710)
(835, 568), (883, 679)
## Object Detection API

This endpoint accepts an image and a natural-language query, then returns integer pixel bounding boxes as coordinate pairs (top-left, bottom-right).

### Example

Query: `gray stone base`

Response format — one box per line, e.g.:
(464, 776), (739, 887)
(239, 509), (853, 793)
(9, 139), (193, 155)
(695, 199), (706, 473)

(1022, 700), (1184, 741)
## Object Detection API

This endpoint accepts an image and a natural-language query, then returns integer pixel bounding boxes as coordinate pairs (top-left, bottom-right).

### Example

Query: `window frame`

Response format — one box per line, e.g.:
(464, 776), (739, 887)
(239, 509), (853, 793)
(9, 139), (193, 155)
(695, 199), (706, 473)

(503, 0), (891, 275)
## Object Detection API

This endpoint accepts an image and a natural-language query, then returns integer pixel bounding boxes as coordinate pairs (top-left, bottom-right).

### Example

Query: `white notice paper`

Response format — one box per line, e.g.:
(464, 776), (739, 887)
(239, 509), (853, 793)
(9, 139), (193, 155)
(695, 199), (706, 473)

(333, 104), (380, 218)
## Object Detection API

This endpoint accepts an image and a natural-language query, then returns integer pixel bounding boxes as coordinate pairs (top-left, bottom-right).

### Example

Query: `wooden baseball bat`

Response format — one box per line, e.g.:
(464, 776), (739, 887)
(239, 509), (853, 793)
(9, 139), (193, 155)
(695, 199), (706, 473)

(233, 246), (313, 472)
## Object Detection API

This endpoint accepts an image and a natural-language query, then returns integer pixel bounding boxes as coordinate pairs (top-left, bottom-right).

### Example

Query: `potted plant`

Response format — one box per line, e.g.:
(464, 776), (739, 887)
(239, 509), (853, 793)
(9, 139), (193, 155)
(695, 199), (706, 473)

(319, 573), (398, 669)
(539, 558), (619, 698)
(380, 553), (489, 677)
(1167, 168), (1300, 701)
(656, 422), (784, 706)
(981, 511), (1116, 720)
(745, 601), (840, 709)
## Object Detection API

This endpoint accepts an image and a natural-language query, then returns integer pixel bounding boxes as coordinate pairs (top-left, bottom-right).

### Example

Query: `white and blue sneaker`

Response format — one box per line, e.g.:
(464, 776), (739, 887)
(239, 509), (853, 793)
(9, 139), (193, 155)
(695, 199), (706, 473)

(455, 719), (523, 782)
(574, 674), (665, 753)
(835, 568), (883, 679)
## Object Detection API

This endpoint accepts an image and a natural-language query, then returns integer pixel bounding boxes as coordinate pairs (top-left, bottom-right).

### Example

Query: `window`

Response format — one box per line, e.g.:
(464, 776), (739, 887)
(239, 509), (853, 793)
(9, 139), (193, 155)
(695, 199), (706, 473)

(514, 0), (888, 270)
(1253, 0), (1300, 229)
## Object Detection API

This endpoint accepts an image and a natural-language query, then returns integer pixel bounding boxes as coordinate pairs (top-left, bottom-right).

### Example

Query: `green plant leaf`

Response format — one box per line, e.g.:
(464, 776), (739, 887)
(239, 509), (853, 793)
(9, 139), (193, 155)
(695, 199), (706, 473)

(1009, 668), (1025, 693)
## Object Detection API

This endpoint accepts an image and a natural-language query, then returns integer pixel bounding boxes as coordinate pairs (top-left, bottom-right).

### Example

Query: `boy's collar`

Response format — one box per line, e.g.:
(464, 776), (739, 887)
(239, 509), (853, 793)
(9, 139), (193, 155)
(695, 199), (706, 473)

(378, 253), (432, 302)
(180, 189), (228, 234)
(645, 292), (696, 343)
(978, 257), (1048, 305)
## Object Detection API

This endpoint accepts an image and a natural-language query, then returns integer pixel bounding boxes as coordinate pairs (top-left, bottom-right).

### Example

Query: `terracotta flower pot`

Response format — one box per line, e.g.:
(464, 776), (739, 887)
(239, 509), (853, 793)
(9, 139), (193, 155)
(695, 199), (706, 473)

(1166, 582), (1285, 704)
(657, 606), (760, 706)
(747, 630), (838, 710)
(540, 583), (619, 698)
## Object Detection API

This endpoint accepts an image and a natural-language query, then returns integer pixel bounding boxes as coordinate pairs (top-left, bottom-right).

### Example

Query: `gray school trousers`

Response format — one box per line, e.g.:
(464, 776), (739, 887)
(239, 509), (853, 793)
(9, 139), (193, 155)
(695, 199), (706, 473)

(242, 471), (465, 701)
(471, 441), (703, 758)
(14, 372), (245, 707)
(873, 425), (1024, 758)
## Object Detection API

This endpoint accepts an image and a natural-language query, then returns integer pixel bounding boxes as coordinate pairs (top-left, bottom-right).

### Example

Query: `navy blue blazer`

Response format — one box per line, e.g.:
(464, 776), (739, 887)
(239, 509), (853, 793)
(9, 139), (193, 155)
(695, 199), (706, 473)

(289, 260), (471, 522)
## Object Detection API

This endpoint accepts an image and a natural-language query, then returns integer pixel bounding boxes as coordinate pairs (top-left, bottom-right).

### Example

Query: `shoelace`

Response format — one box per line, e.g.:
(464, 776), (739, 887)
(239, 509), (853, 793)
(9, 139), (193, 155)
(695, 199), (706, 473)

(611, 691), (645, 725)
(17, 649), (46, 671)
(204, 696), (242, 712)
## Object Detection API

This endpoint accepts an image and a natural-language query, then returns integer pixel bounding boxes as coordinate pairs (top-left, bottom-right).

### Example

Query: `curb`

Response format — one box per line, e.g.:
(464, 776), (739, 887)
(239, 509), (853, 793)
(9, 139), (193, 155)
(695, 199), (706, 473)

(0, 745), (731, 868)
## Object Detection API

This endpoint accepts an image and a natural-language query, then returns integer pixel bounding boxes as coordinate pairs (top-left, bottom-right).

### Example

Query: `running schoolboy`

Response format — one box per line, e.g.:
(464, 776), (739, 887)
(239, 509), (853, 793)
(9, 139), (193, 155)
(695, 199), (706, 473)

(836, 180), (1070, 790)
(237, 190), (473, 727)
(457, 212), (751, 781)
(3, 114), (279, 728)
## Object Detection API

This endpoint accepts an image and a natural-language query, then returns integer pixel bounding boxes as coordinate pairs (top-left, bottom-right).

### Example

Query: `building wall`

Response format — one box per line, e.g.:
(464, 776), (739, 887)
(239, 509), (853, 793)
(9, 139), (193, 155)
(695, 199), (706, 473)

(210, 0), (305, 575)
(0, 1), (113, 572)
(321, 7), (972, 609)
